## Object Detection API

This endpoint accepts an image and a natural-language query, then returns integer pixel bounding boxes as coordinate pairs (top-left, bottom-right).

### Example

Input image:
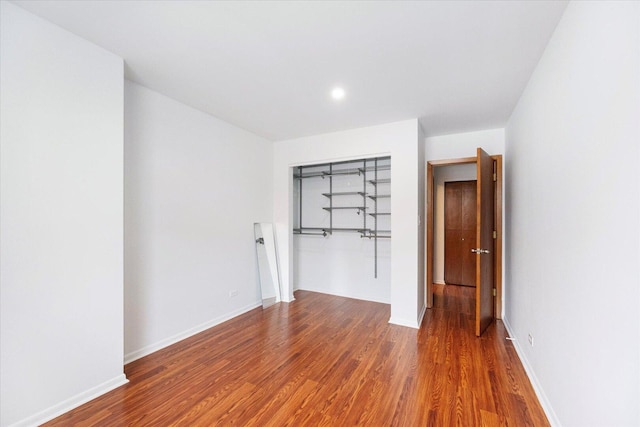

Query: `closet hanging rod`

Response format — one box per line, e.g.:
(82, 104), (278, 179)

(323, 227), (370, 233)
(294, 227), (371, 233)
(322, 206), (367, 211)
(293, 172), (324, 179)
(294, 170), (362, 179)
(323, 170), (361, 177)
(294, 231), (328, 237)
(358, 164), (391, 173)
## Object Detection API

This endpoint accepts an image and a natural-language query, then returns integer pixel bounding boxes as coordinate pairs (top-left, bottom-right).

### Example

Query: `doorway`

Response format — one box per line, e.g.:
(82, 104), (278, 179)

(426, 151), (503, 336)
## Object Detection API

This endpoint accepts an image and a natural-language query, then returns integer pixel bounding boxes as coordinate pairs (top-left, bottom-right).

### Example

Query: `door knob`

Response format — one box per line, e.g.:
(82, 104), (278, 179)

(471, 248), (490, 254)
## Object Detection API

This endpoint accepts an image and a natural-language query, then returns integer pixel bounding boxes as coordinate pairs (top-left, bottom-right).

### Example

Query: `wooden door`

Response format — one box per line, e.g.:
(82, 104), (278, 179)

(444, 181), (476, 286)
(475, 148), (495, 336)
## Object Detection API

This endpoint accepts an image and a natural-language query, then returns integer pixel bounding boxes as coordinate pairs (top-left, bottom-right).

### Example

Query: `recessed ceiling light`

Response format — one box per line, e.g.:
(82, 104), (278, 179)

(331, 87), (345, 101)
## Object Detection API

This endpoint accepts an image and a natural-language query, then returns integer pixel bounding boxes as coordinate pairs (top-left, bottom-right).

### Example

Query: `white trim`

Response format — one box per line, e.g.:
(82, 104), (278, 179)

(9, 374), (128, 427)
(124, 301), (262, 364)
(282, 295), (296, 303)
(502, 317), (562, 427)
(388, 316), (420, 329)
(416, 304), (427, 327)
(262, 296), (277, 308)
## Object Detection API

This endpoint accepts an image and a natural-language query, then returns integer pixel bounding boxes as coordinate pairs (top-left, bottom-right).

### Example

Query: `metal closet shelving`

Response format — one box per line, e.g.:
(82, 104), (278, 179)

(293, 156), (391, 277)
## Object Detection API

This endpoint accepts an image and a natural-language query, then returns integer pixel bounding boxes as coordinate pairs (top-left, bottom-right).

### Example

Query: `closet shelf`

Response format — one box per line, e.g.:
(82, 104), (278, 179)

(361, 230), (392, 239)
(358, 164), (391, 173)
(323, 207), (367, 213)
(294, 227), (371, 235)
(293, 172), (323, 179)
(294, 227), (390, 236)
(294, 169), (364, 179)
(367, 194), (390, 200)
(368, 178), (391, 185)
(322, 191), (367, 198)
(323, 169), (362, 177)
(294, 156), (391, 279)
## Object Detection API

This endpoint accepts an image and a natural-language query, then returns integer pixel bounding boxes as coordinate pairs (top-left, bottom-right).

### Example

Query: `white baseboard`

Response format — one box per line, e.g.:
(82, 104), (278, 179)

(124, 301), (262, 364)
(262, 296), (277, 308)
(10, 374), (128, 427)
(388, 316), (420, 329)
(502, 317), (562, 427)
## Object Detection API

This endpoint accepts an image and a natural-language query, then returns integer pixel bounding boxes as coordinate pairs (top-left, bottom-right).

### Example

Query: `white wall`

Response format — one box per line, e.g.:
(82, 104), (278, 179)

(505, 2), (640, 426)
(424, 129), (505, 290)
(0, 3), (126, 426)
(124, 81), (273, 362)
(425, 128), (505, 161)
(274, 119), (424, 327)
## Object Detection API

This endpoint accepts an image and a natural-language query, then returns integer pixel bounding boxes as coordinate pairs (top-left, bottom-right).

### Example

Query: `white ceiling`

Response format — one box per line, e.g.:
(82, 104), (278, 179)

(13, 0), (568, 141)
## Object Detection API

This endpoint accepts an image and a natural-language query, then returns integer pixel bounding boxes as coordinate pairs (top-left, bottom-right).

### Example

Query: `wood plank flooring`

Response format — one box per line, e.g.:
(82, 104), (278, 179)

(44, 285), (549, 426)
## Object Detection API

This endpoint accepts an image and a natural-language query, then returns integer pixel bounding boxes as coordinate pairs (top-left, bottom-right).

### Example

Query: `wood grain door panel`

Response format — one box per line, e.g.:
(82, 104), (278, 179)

(444, 230), (462, 284)
(461, 229), (476, 286)
(444, 181), (476, 287)
(475, 148), (495, 336)
(445, 185), (462, 230)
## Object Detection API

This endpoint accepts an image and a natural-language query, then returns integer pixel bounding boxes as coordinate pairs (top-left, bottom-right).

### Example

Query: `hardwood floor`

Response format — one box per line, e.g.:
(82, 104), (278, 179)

(44, 285), (549, 426)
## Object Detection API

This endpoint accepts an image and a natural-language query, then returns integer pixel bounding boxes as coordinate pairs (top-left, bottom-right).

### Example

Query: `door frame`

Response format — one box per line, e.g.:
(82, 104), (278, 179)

(426, 154), (503, 319)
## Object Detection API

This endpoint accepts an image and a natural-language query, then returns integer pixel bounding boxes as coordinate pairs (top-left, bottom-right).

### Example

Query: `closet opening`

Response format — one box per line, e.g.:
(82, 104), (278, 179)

(292, 156), (391, 303)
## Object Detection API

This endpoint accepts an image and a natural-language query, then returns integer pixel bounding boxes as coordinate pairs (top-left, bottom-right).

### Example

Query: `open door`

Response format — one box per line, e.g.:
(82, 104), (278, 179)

(474, 148), (494, 336)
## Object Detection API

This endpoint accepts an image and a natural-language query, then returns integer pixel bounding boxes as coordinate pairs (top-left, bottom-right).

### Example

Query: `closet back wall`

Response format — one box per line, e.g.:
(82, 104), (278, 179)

(124, 81), (273, 362)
